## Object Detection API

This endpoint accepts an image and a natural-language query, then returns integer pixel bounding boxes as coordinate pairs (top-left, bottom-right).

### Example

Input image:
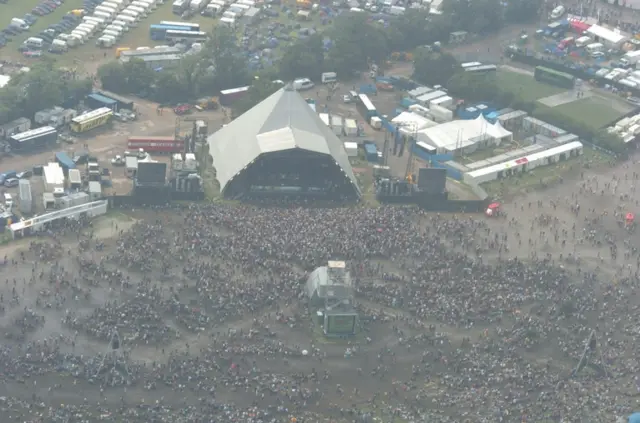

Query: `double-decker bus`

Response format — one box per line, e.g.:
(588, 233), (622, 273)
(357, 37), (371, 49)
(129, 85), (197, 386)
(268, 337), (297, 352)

(159, 21), (200, 31)
(127, 136), (184, 154)
(70, 107), (113, 133)
(534, 66), (575, 89)
(165, 30), (208, 43)
(356, 94), (377, 121)
(149, 24), (193, 40)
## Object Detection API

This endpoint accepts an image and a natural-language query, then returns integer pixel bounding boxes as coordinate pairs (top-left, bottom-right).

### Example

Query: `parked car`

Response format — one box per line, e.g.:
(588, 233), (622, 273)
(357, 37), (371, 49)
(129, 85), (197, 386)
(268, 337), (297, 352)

(4, 178), (19, 187)
(16, 171), (32, 179)
(23, 50), (42, 57)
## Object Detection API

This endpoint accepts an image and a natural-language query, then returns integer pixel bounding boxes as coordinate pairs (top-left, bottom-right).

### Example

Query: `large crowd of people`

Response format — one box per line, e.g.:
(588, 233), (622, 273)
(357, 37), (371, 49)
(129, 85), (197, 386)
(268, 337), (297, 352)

(0, 201), (637, 422)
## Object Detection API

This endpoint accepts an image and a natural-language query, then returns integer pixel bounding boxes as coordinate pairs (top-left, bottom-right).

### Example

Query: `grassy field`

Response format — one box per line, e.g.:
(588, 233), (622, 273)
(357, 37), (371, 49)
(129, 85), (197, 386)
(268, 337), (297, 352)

(495, 70), (565, 102)
(549, 96), (627, 131)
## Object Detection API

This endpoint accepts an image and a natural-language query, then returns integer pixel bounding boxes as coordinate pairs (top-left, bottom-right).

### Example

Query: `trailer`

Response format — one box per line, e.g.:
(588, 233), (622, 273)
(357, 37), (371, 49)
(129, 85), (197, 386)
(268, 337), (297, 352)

(43, 163), (65, 192)
(344, 119), (358, 136)
(70, 107), (113, 133)
(9, 126), (58, 152)
(18, 179), (32, 215)
(127, 136), (185, 153)
(95, 90), (135, 112)
(86, 93), (118, 111)
(0, 118), (31, 140)
(68, 168), (82, 189)
(55, 152), (77, 173)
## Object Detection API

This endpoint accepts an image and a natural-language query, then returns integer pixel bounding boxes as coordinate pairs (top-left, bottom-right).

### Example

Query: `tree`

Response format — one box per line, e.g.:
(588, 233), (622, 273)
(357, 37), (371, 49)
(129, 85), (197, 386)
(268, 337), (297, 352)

(97, 62), (128, 93)
(279, 34), (325, 82)
(327, 13), (389, 77)
(232, 78), (282, 117)
(154, 72), (190, 104)
(505, 0), (543, 23)
(413, 50), (460, 87)
(206, 26), (250, 91)
(441, 0), (504, 35)
(122, 59), (156, 95)
(14, 63), (64, 119)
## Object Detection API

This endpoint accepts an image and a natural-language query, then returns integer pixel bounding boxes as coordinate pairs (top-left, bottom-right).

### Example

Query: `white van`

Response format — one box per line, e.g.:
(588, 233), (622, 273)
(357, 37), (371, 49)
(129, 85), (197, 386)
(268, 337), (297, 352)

(293, 78), (314, 90)
(24, 37), (44, 48)
(222, 10), (236, 18)
(137, 0), (156, 9)
(321, 72), (337, 84)
(550, 5), (565, 19)
(10, 18), (29, 31)
(77, 23), (97, 33)
(116, 14), (137, 26)
(131, 1), (150, 9)
(106, 24), (124, 32)
(112, 19), (129, 31)
(50, 39), (68, 52)
(219, 17), (235, 27)
(121, 9), (141, 19)
(93, 11), (114, 20)
(95, 6), (117, 15)
(103, 29), (121, 39)
(127, 5), (147, 16)
(97, 35), (116, 47)
(4, 193), (13, 210)
(102, 1), (122, 10)
(586, 42), (604, 54)
(83, 16), (106, 28)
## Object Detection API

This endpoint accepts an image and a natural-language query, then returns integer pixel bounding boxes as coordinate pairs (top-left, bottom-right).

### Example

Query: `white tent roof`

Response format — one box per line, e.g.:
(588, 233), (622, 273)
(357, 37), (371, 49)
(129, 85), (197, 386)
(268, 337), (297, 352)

(417, 115), (512, 151)
(587, 24), (627, 44)
(391, 111), (436, 134)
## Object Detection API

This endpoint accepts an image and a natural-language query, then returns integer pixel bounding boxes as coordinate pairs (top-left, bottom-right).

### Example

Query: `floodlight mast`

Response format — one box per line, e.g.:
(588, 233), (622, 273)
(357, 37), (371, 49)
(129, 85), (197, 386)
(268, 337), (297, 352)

(95, 328), (130, 382)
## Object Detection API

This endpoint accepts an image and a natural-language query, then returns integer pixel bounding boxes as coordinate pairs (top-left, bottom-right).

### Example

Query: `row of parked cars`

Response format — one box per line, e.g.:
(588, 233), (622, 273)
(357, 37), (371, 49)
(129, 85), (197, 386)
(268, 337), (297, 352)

(2, 0), (70, 53)
(16, 13), (82, 55)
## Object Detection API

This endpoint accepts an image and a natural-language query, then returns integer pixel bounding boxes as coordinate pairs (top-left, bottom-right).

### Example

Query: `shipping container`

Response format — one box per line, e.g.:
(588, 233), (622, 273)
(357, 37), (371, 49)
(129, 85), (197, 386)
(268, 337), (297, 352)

(68, 168), (82, 188)
(0, 118), (31, 140)
(344, 119), (358, 137)
(55, 152), (77, 173)
(88, 181), (102, 200)
(18, 179), (32, 215)
(330, 115), (343, 136)
(86, 93), (118, 111)
(363, 142), (378, 162)
(95, 90), (135, 111)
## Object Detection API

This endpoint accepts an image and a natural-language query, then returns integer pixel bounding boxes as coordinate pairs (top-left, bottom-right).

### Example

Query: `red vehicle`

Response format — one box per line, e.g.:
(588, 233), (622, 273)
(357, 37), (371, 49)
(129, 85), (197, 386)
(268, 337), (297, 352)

(127, 136), (184, 154)
(173, 104), (192, 115)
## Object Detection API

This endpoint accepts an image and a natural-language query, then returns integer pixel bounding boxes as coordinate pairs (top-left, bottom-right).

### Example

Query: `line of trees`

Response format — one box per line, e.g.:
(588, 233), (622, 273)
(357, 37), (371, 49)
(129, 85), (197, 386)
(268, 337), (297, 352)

(94, 0), (543, 115)
(0, 61), (92, 125)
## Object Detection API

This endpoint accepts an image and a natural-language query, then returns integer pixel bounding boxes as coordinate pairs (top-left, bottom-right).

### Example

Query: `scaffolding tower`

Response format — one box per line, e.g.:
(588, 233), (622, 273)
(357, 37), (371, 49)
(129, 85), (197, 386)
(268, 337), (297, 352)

(95, 329), (131, 384)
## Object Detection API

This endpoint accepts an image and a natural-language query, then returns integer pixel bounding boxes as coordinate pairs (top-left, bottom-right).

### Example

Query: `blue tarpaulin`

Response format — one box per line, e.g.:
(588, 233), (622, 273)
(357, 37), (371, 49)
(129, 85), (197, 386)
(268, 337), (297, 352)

(630, 413), (640, 423)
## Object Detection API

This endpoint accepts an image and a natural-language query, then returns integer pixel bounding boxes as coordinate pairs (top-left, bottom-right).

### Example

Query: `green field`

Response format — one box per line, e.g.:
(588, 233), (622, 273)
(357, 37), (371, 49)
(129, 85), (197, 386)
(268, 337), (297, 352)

(549, 96), (627, 131)
(495, 70), (565, 102)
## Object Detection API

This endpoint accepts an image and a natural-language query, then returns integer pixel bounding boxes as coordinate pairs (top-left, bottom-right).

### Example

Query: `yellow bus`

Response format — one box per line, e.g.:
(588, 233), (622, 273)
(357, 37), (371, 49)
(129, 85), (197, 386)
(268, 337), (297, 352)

(70, 107), (113, 133)
(115, 47), (130, 58)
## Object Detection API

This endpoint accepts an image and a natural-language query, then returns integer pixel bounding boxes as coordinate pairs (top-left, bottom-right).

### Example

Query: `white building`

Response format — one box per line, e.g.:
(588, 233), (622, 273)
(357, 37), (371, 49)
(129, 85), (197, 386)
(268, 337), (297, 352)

(464, 141), (583, 185)
(586, 24), (628, 48)
(391, 111), (436, 136)
(416, 115), (513, 155)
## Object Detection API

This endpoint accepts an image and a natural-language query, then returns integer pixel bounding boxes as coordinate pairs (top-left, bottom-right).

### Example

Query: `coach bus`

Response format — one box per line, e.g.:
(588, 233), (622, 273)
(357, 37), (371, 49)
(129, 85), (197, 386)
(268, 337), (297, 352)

(159, 21), (200, 31)
(150, 24), (193, 40)
(70, 107), (113, 133)
(463, 64), (497, 74)
(9, 126), (58, 151)
(534, 66), (575, 89)
(356, 94), (377, 121)
(165, 30), (208, 43)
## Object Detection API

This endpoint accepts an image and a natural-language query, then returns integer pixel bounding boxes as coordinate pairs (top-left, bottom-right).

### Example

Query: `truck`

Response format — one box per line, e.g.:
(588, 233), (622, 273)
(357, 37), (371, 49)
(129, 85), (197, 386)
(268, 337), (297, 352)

(9, 126), (58, 152)
(68, 168), (82, 189)
(621, 50), (640, 68)
(18, 179), (32, 214)
(127, 136), (185, 154)
(55, 152), (77, 173)
(190, 0), (207, 11)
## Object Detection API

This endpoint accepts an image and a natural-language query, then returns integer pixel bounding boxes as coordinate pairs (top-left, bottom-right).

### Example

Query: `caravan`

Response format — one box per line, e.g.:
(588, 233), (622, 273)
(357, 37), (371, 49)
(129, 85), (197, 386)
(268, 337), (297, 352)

(93, 11), (114, 20)
(116, 14), (137, 26)
(112, 19), (129, 31)
(49, 39), (68, 53)
(95, 6), (117, 15)
(102, 1), (123, 10)
(121, 9), (141, 20)
(97, 35), (117, 47)
(103, 29), (121, 39)
(127, 5), (148, 16)
(83, 16), (106, 28)
(106, 23), (124, 32)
